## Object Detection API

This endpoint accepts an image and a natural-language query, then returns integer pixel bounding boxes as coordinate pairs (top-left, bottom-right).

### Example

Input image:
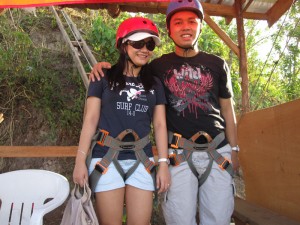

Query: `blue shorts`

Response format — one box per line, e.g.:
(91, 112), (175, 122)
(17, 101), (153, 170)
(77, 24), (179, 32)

(88, 158), (155, 193)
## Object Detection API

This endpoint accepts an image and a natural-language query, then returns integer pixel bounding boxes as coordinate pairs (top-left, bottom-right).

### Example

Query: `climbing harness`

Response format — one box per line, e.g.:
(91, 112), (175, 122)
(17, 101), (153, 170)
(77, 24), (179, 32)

(87, 129), (156, 193)
(168, 131), (234, 186)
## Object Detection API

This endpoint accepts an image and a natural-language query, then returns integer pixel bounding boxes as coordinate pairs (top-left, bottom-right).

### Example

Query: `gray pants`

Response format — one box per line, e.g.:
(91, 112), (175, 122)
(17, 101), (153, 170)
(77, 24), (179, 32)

(162, 144), (234, 225)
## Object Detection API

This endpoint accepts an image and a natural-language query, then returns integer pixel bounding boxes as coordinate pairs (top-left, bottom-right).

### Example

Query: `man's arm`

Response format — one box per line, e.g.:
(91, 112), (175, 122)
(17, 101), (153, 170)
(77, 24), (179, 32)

(219, 97), (240, 172)
(89, 62), (112, 81)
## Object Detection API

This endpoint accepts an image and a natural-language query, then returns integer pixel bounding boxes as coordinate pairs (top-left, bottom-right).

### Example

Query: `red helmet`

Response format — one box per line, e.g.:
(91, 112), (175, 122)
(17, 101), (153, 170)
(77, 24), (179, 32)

(116, 17), (160, 48)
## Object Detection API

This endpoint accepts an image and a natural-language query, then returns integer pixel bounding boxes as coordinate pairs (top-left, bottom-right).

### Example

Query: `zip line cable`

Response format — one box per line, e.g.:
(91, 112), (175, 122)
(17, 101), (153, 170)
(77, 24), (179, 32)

(249, 7), (291, 102)
(253, 17), (300, 110)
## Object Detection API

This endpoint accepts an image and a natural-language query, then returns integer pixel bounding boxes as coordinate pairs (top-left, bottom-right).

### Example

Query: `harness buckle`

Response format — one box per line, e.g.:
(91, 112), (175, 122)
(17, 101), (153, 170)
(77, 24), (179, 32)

(97, 129), (109, 146)
(169, 153), (179, 166)
(120, 145), (135, 150)
(218, 157), (231, 171)
(145, 161), (156, 174)
(95, 161), (108, 174)
(170, 133), (182, 149)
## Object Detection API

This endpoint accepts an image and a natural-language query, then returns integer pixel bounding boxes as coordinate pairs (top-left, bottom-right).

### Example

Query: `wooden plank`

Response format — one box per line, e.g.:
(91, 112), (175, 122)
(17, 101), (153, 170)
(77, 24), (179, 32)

(238, 99), (300, 222)
(233, 197), (300, 225)
(0, 146), (159, 158)
(0, 146), (77, 157)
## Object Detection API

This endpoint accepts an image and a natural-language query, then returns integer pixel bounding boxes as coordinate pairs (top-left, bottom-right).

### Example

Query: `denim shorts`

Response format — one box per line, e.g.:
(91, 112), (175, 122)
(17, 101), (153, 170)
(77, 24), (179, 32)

(88, 158), (155, 192)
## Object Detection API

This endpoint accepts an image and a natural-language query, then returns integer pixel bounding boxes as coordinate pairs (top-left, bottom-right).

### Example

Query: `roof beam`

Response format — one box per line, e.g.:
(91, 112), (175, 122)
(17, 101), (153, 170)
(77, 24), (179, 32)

(86, 1), (289, 26)
(242, 0), (254, 13)
(204, 14), (240, 58)
(267, 0), (294, 27)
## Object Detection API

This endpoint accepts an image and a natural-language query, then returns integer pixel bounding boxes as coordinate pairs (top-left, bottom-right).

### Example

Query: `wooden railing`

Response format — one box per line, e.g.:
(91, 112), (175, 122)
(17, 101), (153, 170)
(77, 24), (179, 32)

(0, 146), (77, 158)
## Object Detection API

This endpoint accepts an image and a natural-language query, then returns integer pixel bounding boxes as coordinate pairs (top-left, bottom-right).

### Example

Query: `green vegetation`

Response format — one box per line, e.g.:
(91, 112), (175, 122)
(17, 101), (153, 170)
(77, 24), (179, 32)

(0, 2), (299, 145)
(0, 8), (85, 144)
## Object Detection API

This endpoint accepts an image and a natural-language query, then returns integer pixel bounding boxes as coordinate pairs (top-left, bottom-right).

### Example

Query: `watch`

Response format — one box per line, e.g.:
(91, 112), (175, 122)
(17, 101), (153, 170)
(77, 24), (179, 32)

(158, 158), (170, 165)
(231, 145), (240, 152)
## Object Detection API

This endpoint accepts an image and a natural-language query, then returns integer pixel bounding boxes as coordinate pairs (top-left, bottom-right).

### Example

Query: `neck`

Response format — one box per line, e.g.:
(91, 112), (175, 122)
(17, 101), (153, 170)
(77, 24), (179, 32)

(124, 64), (141, 77)
(175, 45), (199, 57)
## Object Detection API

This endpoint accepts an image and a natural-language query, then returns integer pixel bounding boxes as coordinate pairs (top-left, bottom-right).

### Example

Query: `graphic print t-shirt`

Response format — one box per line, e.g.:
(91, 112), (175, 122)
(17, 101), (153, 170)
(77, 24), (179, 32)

(88, 74), (166, 160)
(150, 52), (233, 141)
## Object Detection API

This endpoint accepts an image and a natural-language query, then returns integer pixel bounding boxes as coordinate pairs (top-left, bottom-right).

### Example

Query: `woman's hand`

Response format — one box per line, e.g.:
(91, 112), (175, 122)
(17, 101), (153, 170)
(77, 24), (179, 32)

(73, 161), (88, 187)
(156, 162), (171, 194)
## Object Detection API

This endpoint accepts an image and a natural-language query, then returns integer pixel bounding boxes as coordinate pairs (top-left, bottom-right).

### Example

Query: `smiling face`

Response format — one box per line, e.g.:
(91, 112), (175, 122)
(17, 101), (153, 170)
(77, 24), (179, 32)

(169, 11), (202, 54)
(126, 37), (154, 68)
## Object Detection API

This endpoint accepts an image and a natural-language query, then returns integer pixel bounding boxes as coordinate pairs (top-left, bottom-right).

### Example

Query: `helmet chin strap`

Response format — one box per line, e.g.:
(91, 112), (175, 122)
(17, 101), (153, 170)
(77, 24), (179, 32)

(169, 30), (201, 56)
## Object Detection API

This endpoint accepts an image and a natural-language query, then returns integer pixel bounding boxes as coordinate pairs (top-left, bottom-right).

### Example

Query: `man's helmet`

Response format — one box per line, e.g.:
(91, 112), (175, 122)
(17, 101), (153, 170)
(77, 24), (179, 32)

(166, 0), (204, 29)
(116, 17), (160, 48)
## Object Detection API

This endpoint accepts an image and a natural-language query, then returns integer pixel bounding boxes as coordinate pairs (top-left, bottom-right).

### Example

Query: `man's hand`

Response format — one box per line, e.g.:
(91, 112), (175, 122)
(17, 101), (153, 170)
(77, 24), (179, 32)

(89, 62), (112, 82)
(231, 151), (240, 173)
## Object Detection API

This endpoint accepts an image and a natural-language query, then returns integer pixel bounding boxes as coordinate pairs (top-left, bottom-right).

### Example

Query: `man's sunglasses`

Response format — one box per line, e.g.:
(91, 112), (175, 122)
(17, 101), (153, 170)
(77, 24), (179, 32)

(127, 39), (156, 51)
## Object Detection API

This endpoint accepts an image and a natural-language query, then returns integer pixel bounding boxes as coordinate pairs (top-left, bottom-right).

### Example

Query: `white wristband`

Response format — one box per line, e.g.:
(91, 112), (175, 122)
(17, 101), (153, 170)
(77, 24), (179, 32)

(231, 145), (240, 152)
(77, 150), (87, 156)
(158, 158), (170, 164)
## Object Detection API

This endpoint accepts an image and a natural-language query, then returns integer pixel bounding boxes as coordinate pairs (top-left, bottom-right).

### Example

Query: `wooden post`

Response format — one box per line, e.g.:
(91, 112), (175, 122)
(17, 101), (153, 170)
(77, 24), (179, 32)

(235, 0), (250, 112)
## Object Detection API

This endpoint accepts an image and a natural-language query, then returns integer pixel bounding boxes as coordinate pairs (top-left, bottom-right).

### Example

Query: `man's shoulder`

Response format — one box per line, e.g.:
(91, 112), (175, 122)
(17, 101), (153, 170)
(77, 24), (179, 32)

(151, 52), (174, 64)
(199, 51), (225, 63)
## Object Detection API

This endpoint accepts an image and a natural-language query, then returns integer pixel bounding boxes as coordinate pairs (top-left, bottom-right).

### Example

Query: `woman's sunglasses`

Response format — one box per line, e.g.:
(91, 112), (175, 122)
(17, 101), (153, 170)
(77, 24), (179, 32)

(127, 39), (156, 51)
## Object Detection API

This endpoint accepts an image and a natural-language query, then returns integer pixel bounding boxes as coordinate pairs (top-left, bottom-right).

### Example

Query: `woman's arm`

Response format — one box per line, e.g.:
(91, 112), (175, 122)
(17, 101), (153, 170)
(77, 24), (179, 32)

(73, 96), (101, 187)
(153, 104), (171, 193)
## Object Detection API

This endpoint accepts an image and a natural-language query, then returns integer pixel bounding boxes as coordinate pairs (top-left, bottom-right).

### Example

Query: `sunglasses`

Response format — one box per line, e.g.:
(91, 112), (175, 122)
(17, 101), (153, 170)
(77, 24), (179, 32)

(127, 39), (156, 51)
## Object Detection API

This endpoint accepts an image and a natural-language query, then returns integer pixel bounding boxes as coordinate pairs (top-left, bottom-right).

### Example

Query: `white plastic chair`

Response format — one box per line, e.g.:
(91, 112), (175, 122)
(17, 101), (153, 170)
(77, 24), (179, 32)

(0, 169), (70, 225)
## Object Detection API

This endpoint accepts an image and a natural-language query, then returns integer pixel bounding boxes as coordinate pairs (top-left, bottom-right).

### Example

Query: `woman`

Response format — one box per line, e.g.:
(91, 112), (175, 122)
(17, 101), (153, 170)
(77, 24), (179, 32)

(73, 17), (170, 225)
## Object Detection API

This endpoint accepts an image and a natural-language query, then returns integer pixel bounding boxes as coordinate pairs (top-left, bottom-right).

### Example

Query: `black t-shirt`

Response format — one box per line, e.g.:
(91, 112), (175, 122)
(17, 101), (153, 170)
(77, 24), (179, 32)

(149, 51), (233, 143)
(88, 74), (166, 159)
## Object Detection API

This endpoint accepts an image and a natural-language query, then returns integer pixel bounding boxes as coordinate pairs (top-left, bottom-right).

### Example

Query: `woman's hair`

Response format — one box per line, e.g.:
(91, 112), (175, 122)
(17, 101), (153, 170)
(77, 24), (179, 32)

(107, 44), (156, 92)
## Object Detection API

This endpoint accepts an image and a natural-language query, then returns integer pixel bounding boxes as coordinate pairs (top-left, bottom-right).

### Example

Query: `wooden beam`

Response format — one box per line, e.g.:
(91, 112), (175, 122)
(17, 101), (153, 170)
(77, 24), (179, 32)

(107, 4), (120, 18)
(202, 3), (236, 17)
(267, 0), (294, 27)
(235, 0), (250, 112)
(242, 0), (254, 13)
(0, 146), (159, 158)
(233, 197), (300, 225)
(0, 146), (77, 157)
(204, 14), (240, 58)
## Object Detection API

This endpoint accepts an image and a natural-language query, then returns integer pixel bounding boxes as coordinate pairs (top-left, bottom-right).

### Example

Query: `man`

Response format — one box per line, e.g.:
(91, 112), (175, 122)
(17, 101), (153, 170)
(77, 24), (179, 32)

(90, 1), (239, 224)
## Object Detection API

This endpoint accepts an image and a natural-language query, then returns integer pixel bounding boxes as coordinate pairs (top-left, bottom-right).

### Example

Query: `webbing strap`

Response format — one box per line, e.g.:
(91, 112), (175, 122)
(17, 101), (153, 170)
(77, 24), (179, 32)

(88, 129), (155, 193)
(168, 131), (233, 187)
(89, 148), (120, 192)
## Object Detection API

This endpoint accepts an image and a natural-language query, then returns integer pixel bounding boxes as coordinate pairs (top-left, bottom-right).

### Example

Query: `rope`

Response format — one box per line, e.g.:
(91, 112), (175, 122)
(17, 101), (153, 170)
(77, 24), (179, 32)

(253, 17), (300, 110)
(249, 8), (291, 102)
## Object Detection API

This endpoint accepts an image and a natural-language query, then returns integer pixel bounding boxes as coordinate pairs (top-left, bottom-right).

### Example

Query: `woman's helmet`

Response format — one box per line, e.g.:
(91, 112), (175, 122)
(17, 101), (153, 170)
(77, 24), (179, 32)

(116, 17), (160, 48)
(166, 0), (204, 29)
